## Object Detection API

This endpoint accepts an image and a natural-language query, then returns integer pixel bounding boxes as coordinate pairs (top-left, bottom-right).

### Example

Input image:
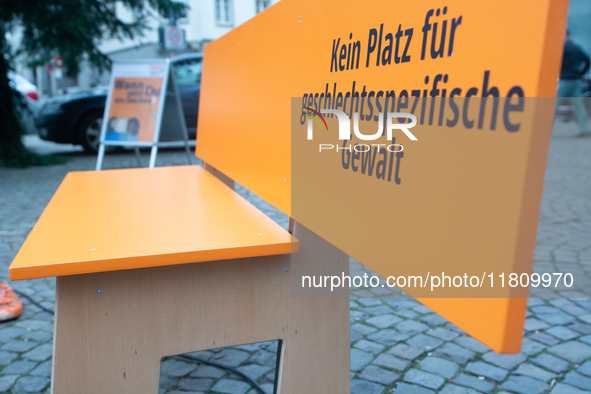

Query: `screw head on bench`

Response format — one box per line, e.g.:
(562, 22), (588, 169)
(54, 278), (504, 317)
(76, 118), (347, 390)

(283, 269), (288, 274)
(97, 289), (102, 294)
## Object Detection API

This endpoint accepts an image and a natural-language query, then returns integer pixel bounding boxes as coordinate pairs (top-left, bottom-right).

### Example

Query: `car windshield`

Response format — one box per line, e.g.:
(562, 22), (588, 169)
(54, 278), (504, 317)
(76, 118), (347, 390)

(174, 59), (202, 85)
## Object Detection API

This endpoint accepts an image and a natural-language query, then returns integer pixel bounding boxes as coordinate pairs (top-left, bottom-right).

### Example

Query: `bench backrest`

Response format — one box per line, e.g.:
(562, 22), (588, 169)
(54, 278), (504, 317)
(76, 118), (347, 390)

(195, 0), (569, 353)
(196, 1), (300, 216)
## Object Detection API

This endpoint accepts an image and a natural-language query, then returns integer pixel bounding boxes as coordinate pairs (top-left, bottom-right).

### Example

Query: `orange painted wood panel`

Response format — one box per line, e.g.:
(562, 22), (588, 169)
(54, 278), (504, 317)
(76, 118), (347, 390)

(196, 0), (568, 353)
(9, 166), (298, 280)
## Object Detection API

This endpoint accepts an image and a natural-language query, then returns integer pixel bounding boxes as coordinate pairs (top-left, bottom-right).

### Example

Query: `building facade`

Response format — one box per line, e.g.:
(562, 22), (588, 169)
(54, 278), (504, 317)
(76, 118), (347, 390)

(11, 0), (279, 98)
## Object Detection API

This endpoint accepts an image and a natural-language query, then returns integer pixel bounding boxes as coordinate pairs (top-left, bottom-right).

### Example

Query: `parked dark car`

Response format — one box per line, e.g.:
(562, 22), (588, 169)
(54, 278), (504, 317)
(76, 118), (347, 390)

(35, 53), (202, 153)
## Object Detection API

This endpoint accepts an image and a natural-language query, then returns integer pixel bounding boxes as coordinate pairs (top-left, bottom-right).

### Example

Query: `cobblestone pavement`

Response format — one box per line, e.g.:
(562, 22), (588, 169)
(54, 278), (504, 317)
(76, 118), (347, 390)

(0, 121), (590, 394)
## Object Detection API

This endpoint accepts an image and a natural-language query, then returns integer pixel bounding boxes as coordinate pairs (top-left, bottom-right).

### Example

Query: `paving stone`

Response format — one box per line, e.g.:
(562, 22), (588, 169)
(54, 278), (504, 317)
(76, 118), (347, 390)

(0, 350), (18, 366)
(454, 337), (490, 353)
(190, 365), (226, 379)
(418, 357), (459, 379)
(365, 314), (402, 328)
(265, 372), (275, 381)
(178, 378), (213, 391)
(248, 350), (276, 366)
(350, 310), (366, 322)
(350, 348), (374, 372)
(12, 376), (51, 393)
(531, 354), (570, 373)
(396, 320), (429, 335)
(13, 320), (52, 331)
(568, 322), (591, 335)
(452, 373), (495, 393)
(528, 331), (561, 346)
(350, 330), (363, 343)
(464, 362), (508, 381)
(501, 376), (548, 394)
(1, 339), (37, 352)
(434, 343), (476, 364)
(19, 330), (53, 343)
(366, 329), (410, 346)
(0, 327), (26, 341)
(420, 314), (448, 327)
(545, 325), (580, 341)
(0, 375), (18, 392)
(210, 379), (251, 394)
(578, 314), (591, 324)
(384, 299), (419, 309)
(427, 327), (460, 341)
(532, 306), (562, 314)
(357, 298), (383, 307)
(520, 338), (548, 355)
(562, 371), (591, 390)
(577, 360), (591, 377)
(481, 351), (527, 370)
(29, 360), (52, 377)
(361, 306), (395, 316)
(547, 341), (591, 363)
(524, 318), (550, 331)
(514, 363), (557, 382)
(562, 305), (588, 316)
(580, 334), (591, 345)
(353, 339), (385, 354)
(406, 334), (444, 351)
(350, 323), (378, 336)
(22, 343), (53, 361)
(388, 344), (424, 360)
(414, 306), (433, 314)
(186, 350), (215, 360)
(214, 349), (251, 367)
(549, 383), (589, 394)
(350, 378), (385, 394)
(236, 364), (271, 380)
(403, 369), (445, 390)
(160, 359), (197, 377)
(1, 360), (38, 375)
(258, 383), (274, 394)
(359, 365), (399, 385)
(536, 312), (576, 325)
(439, 384), (481, 394)
(371, 353), (410, 372)
(395, 309), (421, 319)
(394, 382), (435, 394)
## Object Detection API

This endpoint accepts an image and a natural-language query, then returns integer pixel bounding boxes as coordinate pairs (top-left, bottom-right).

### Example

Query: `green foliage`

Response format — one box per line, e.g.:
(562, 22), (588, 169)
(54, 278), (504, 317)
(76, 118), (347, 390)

(0, 0), (186, 167)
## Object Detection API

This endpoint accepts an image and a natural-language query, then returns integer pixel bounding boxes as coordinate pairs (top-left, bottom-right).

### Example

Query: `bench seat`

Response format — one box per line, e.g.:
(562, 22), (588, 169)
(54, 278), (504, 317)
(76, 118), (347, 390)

(9, 165), (298, 281)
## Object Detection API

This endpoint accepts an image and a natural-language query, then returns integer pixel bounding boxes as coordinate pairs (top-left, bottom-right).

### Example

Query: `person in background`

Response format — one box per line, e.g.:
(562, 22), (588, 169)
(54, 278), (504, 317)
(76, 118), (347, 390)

(557, 30), (590, 137)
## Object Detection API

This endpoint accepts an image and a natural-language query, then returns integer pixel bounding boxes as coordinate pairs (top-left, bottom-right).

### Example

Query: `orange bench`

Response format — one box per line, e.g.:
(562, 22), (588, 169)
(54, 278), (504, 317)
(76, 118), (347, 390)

(10, 164), (351, 393)
(9, 5), (352, 394)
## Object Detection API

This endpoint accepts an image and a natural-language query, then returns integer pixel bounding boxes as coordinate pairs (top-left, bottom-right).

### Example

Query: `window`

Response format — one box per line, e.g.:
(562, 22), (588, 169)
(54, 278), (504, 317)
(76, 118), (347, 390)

(256, 0), (270, 13)
(215, 0), (233, 26)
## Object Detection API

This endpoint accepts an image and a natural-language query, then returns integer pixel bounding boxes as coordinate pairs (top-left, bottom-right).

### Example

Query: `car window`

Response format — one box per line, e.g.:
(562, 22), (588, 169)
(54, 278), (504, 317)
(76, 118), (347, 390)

(174, 59), (202, 85)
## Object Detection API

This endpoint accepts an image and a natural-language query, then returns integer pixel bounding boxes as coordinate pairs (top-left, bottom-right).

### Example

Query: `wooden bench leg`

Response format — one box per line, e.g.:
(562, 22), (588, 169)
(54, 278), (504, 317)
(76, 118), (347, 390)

(51, 222), (349, 394)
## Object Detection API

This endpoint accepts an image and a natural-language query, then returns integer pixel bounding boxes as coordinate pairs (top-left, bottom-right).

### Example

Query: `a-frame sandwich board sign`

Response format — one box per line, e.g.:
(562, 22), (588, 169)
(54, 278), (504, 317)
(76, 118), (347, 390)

(96, 59), (192, 170)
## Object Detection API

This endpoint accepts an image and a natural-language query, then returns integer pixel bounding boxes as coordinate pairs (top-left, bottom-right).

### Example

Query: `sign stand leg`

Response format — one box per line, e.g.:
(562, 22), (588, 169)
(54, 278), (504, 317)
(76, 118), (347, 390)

(134, 147), (142, 167)
(95, 144), (105, 171)
(148, 145), (158, 169)
(183, 138), (192, 165)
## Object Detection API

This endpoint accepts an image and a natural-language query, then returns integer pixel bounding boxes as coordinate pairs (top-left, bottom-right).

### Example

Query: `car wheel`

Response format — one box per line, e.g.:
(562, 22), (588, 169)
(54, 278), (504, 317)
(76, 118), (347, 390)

(77, 111), (113, 154)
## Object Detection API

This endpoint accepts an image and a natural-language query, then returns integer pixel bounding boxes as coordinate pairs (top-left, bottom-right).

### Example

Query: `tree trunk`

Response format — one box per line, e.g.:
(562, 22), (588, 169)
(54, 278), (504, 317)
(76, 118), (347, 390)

(0, 23), (36, 167)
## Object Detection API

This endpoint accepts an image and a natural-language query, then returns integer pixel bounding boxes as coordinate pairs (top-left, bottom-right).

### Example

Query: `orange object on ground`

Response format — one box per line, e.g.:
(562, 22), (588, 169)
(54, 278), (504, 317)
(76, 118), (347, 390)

(0, 281), (23, 322)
